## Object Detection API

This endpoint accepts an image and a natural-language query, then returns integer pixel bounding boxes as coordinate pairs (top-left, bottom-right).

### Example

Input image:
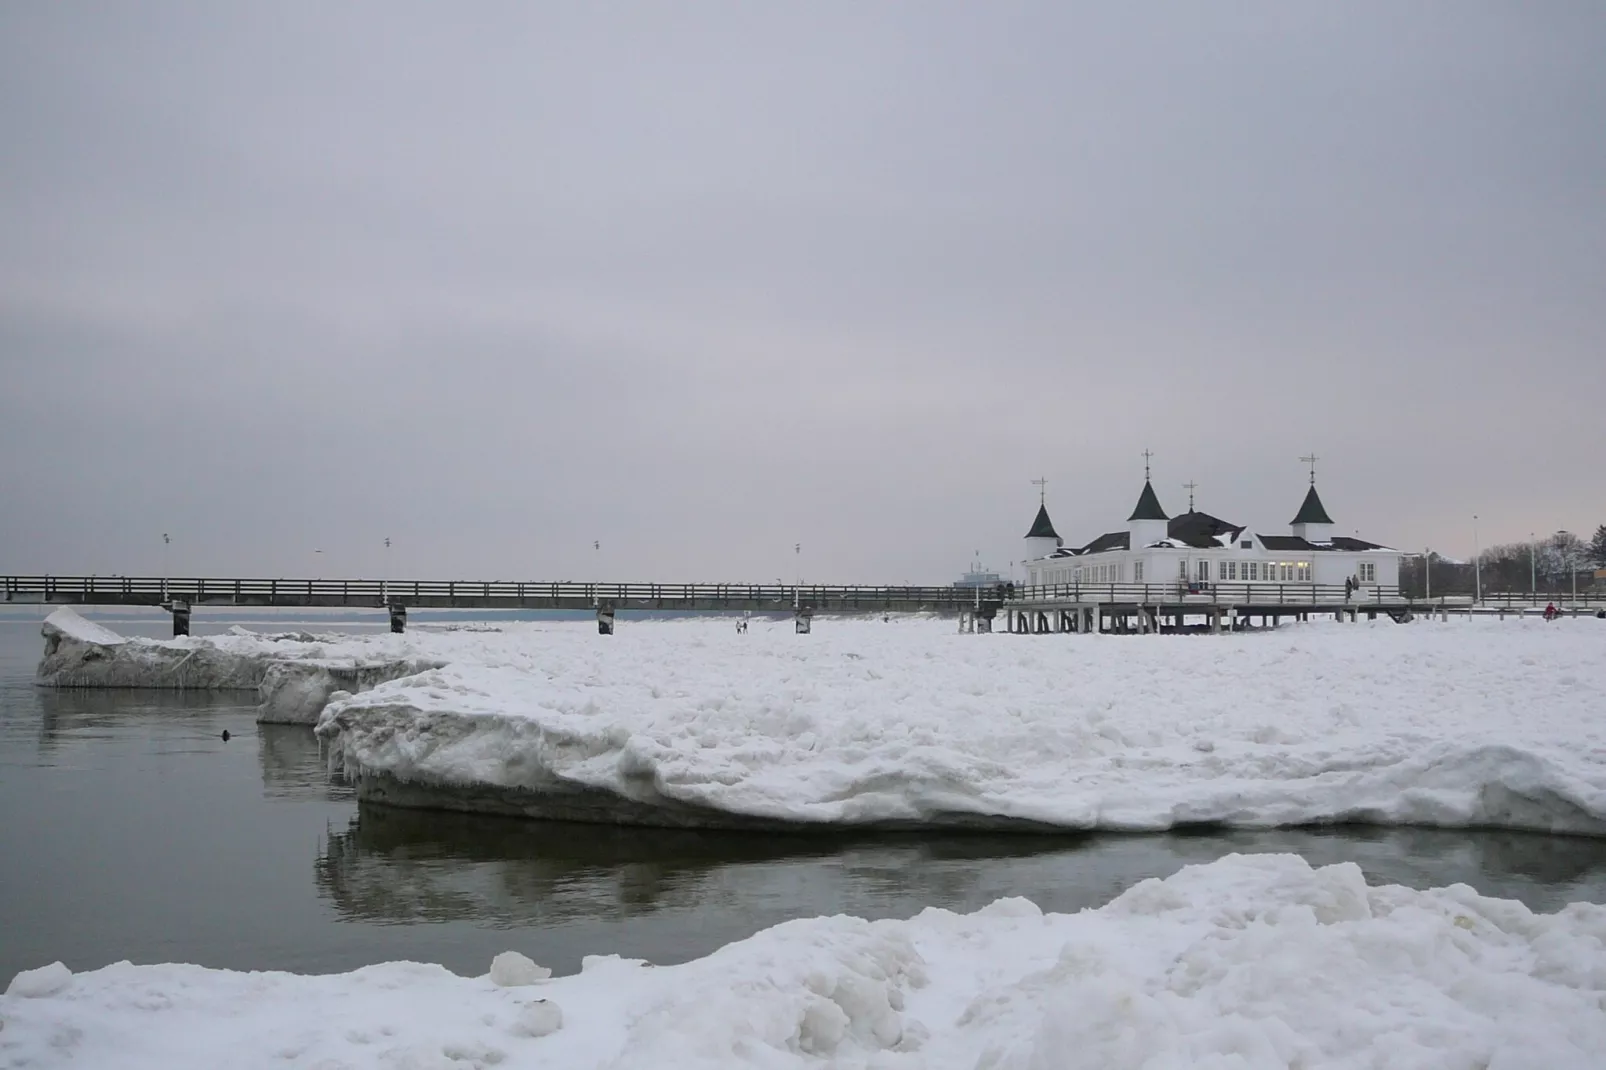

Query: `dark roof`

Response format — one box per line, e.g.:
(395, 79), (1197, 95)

(1079, 531), (1130, 554)
(1326, 536), (1387, 551)
(1025, 503), (1060, 540)
(1290, 486), (1334, 526)
(1167, 511), (1243, 549)
(1258, 534), (1316, 551)
(1127, 480), (1168, 521)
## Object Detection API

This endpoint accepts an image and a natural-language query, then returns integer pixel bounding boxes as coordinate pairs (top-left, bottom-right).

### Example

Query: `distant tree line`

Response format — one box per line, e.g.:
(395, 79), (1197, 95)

(1398, 524), (1606, 598)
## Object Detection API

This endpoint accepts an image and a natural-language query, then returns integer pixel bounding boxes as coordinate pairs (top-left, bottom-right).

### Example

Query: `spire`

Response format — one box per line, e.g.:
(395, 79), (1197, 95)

(1181, 480), (1198, 513)
(1025, 503), (1059, 540)
(1290, 485), (1334, 525)
(1128, 480), (1168, 522)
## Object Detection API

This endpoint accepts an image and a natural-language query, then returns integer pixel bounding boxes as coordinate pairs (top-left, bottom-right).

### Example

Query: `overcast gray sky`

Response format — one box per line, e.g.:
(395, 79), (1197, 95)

(2, 2), (1601, 583)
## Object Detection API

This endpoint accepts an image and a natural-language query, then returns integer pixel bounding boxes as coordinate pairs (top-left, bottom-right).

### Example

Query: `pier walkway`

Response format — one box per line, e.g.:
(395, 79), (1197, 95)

(4, 575), (1600, 635)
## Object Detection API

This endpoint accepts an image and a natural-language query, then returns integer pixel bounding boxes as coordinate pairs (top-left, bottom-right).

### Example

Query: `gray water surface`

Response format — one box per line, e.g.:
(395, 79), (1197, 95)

(6, 612), (1606, 986)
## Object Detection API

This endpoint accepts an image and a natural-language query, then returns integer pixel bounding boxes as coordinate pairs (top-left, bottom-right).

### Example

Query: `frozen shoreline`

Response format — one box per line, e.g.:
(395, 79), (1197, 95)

(6, 853), (1606, 1068)
(34, 608), (1606, 835)
(315, 614), (1606, 836)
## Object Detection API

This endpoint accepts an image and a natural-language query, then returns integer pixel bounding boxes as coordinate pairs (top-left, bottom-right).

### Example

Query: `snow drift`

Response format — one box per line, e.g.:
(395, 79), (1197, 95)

(315, 615), (1606, 836)
(6, 853), (1606, 1069)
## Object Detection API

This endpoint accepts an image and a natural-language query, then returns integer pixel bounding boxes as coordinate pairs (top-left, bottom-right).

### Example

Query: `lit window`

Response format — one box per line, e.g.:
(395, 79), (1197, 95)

(1297, 563), (1311, 582)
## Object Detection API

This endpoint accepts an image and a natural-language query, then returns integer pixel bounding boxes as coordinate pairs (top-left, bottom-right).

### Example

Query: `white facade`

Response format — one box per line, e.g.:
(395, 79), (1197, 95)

(1022, 481), (1402, 595)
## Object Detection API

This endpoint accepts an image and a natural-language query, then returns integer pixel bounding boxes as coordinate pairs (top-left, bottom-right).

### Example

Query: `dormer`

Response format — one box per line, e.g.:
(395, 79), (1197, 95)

(1290, 485), (1335, 543)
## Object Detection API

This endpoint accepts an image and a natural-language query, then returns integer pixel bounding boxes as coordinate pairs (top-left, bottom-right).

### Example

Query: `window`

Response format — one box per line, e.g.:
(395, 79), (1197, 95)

(1180, 559), (1189, 579)
(1297, 562), (1311, 582)
(1244, 561), (1258, 581)
(1358, 562), (1376, 583)
(1240, 540), (1253, 549)
(1198, 560), (1210, 582)
(1222, 560), (1237, 581)
(1134, 560), (1144, 582)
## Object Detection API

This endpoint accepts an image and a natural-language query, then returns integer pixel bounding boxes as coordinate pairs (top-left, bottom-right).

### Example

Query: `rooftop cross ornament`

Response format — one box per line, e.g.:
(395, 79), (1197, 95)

(1141, 449), (1154, 480)
(1031, 476), (1047, 504)
(1182, 480), (1198, 512)
(1300, 453), (1319, 485)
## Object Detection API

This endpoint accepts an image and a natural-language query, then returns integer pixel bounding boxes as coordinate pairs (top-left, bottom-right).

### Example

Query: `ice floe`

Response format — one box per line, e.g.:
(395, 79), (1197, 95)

(314, 614), (1606, 835)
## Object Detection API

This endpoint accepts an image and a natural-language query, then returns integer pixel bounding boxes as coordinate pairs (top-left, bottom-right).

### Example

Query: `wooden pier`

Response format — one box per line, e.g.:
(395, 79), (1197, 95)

(3, 575), (1600, 636)
(1, 575), (986, 614)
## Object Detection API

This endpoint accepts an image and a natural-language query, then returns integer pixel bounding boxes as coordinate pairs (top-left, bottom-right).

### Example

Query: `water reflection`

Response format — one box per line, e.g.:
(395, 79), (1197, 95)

(316, 805), (1606, 932)
(32, 687), (252, 749)
(257, 722), (354, 800)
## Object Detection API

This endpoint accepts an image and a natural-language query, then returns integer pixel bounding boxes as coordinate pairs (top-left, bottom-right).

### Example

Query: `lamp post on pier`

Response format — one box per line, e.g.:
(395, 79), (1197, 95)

(1473, 515), (1482, 604)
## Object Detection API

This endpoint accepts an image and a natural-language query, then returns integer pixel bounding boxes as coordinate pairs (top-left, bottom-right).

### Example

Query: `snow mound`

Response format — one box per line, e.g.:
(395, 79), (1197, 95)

(32, 611), (446, 722)
(488, 951), (551, 987)
(4, 855), (1606, 1068)
(256, 657), (445, 725)
(41, 607), (126, 647)
(5, 961), (72, 999)
(315, 618), (1606, 836)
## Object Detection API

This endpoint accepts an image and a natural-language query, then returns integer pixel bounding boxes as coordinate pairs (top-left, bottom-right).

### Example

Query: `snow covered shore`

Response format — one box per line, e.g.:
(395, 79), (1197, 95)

(315, 614), (1606, 836)
(6, 853), (1606, 1069)
(34, 608), (1606, 834)
(34, 608), (442, 725)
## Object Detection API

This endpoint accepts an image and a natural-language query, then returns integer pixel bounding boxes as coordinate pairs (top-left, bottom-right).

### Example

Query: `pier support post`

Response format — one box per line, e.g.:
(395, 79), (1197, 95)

(795, 607), (813, 634)
(170, 599), (190, 637)
(388, 602), (407, 633)
(958, 610), (974, 633)
(1212, 608), (1223, 634)
(977, 603), (997, 633)
(597, 601), (616, 635)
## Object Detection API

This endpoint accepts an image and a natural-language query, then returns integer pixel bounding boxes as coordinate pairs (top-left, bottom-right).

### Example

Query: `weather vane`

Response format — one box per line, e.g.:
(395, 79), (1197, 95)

(1182, 480), (1198, 511)
(1031, 476), (1047, 505)
(1300, 452), (1319, 486)
(1141, 449), (1154, 480)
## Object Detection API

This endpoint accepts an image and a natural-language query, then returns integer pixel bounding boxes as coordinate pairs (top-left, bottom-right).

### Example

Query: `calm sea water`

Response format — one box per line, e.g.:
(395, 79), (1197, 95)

(5, 610), (1606, 985)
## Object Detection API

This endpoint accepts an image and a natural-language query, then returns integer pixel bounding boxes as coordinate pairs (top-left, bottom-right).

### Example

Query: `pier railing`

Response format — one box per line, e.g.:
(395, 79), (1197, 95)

(0, 575), (994, 611)
(1009, 581), (1606, 609)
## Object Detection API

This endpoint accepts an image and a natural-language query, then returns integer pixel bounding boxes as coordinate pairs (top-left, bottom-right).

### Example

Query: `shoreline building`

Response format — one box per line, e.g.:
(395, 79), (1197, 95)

(1022, 463), (1402, 595)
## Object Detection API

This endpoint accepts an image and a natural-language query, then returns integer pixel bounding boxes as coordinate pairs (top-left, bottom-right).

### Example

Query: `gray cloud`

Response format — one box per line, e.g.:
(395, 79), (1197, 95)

(2, 2), (1602, 583)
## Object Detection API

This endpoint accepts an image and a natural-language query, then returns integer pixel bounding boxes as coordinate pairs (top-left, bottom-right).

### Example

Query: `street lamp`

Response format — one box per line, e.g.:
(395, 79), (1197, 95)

(1472, 515), (1482, 604)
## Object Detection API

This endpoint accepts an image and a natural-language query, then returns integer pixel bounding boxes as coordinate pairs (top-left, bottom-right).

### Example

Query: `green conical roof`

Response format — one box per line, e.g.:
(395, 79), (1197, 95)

(1127, 480), (1168, 522)
(1025, 503), (1059, 540)
(1291, 485), (1334, 525)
